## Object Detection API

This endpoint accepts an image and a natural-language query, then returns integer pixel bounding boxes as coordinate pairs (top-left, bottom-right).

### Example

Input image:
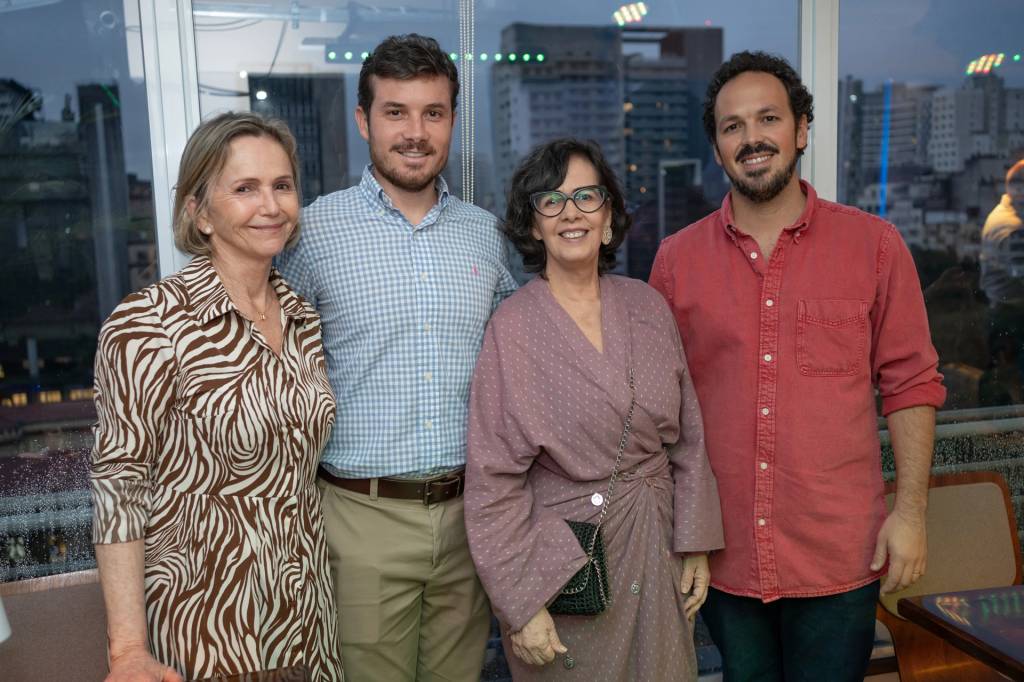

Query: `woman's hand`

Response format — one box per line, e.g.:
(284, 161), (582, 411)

(510, 607), (567, 666)
(680, 553), (711, 620)
(105, 647), (183, 682)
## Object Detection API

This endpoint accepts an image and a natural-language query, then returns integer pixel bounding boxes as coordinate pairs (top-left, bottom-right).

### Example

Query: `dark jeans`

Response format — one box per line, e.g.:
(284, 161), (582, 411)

(701, 581), (880, 682)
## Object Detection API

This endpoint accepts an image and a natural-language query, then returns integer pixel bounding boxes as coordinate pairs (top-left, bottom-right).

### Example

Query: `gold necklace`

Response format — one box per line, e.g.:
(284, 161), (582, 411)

(253, 287), (274, 322)
(212, 261), (274, 322)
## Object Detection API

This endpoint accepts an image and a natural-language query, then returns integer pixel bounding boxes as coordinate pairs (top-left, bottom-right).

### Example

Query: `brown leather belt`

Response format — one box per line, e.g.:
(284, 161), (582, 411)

(317, 465), (465, 505)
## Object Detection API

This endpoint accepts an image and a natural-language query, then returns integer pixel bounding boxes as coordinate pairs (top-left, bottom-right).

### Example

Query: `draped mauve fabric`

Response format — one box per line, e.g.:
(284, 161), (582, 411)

(466, 275), (724, 681)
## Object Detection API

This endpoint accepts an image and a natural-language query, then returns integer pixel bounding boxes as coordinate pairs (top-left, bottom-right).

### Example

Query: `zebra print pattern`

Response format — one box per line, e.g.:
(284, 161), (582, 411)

(90, 256), (343, 681)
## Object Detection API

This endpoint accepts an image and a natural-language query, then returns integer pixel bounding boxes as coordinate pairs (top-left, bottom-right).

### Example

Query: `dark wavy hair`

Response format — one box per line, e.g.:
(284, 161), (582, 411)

(702, 51), (814, 146)
(503, 138), (631, 276)
(358, 34), (460, 113)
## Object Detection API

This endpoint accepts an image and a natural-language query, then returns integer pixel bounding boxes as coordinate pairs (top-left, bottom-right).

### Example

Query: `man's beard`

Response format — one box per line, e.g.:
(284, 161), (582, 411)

(369, 140), (446, 193)
(726, 142), (799, 204)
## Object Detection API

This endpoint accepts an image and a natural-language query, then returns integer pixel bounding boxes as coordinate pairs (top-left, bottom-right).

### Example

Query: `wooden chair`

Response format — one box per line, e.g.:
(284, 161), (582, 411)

(875, 471), (1022, 682)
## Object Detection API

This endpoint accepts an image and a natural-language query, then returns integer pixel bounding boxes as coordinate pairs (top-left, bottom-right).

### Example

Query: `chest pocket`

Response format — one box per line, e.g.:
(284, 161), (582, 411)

(796, 299), (868, 377)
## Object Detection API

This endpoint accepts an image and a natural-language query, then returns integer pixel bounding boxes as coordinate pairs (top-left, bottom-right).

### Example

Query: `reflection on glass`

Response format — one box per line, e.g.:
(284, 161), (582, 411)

(839, 1), (1024, 412)
(188, 3), (795, 677)
(191, 0), (795, 282)
(0, 0), (157, 581)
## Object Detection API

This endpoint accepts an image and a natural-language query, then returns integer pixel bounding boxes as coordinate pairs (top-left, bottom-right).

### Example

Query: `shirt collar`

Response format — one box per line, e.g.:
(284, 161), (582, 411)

(183, 255), (313, 324)
(357, 164), (451, 213)
(719, 179), (818, 243)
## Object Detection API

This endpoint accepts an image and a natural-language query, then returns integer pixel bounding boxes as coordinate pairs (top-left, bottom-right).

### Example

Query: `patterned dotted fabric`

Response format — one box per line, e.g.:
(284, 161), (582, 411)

(466, 275), (724, 681)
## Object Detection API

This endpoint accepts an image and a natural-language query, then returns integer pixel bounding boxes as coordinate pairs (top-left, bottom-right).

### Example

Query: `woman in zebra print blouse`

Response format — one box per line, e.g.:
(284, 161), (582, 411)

(90, 112), (343, 682)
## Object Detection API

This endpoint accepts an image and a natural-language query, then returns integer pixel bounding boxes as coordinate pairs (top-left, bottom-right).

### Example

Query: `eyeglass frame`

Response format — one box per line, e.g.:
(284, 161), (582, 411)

(529, 185), (610, 218)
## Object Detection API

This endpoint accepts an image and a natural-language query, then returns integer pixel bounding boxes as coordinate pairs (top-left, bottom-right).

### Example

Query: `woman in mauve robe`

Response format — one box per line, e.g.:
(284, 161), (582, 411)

(465, 139), (724, 681)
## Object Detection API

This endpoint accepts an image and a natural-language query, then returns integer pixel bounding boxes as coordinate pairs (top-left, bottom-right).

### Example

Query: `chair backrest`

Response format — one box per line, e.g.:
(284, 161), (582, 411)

(878, 470), (1022, 618)
(0, 570), (108, 681)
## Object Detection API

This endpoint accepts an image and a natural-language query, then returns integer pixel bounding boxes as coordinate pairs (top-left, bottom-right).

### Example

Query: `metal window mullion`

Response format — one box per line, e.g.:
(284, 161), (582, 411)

(139, 0), (202, 278)
(798, 0), (840, 201)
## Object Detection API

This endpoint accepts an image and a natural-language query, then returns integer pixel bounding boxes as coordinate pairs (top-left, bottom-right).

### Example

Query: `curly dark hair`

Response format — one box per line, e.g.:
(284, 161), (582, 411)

(503, 138), (631, 276)
(702, 51), (814, 145)
(358, 34), (460, 113)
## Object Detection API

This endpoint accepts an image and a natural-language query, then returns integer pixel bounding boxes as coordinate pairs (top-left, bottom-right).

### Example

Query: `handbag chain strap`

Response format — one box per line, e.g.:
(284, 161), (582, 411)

(584, 367), (636, 558)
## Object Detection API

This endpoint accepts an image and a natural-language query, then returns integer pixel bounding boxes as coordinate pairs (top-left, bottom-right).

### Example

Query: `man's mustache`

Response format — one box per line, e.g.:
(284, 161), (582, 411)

(735, 142), (779, 162)
(392, 143), (435, 154)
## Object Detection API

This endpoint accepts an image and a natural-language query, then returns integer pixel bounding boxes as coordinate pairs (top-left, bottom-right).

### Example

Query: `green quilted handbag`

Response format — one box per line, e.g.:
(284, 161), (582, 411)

(548, 369), (636, 617)
(548, 520), (610, 615)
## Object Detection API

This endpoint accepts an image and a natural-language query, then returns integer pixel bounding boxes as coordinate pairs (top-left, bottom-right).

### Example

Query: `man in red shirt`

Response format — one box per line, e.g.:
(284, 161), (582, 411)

(649, 51), (946, 681)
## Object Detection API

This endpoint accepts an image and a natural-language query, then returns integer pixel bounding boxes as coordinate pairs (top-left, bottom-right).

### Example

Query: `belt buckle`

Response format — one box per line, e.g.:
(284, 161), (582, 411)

(422, 473), (463, 505)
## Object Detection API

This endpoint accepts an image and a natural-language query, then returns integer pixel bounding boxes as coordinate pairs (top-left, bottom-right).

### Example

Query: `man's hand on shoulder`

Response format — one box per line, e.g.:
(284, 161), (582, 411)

(871, 507), (927, 594)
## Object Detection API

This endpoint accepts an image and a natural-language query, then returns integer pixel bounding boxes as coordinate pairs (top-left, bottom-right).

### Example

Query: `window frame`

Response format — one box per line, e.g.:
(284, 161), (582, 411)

(140, 0), (838, 277)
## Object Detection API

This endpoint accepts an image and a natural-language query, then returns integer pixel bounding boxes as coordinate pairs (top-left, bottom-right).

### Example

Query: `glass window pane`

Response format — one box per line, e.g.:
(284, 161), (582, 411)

(839, 2), (1024, 414)
(0, 0), (158, 581)
(191, 2), (795, 678)
(191, 1), (795, 280)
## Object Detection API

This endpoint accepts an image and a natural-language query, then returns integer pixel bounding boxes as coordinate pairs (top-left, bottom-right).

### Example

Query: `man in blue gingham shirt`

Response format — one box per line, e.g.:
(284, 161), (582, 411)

(276, 34), (516, 682)
(279, 166), (516, 478)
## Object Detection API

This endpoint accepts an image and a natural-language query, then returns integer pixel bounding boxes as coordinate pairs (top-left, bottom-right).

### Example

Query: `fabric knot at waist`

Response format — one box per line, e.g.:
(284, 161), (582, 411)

(617, 454), (671, 484)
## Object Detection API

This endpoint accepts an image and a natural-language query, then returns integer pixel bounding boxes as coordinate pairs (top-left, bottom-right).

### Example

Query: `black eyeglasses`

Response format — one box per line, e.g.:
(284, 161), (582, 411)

(529, 185), (609, 217)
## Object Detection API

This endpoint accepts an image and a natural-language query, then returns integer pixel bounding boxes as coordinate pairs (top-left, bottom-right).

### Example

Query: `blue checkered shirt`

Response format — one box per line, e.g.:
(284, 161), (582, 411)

(277, 166), (517, 478)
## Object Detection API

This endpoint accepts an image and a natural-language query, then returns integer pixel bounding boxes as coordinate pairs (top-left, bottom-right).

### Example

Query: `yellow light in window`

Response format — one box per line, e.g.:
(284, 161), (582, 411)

(69, 388), (92, 401)
(11, 393), (27, 407)
(39, 390), (62, 404)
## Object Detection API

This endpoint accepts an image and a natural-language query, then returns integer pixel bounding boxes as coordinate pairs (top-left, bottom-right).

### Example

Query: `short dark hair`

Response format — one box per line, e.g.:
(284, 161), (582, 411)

(503, 138), (631, 276)
(358, 34), (460, 113)
(702, 51), (814, 144)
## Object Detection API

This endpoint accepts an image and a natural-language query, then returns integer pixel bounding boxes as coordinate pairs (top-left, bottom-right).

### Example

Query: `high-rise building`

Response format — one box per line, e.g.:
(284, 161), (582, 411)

(622, 27), (722, 278)
(249, 74), (349, 202)
(491, 24), (625, 201)
(859, 81), (934, 181)
(491, 23), (723, 278)
(0, 80), (110, 407)
(929, 73), (1024, 173)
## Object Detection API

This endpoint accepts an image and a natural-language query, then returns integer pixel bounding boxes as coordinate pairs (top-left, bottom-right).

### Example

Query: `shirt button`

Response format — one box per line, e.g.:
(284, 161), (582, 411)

(423, 371), (433, 381)
(630, 580), (641, 595)
(591, 493), (604, 506)
(564, 655), (575, 670)
(420, 272), (428, 281)
(765, 298), (775, 307)
(758, 518), (767, 527)
(423, 323), (431, 333)
(750, 251), (758, 260)
(761, 407), (770, 416)
(760, 462), (768, 471)
(763, 353), (773, 362)
(424, 419), (433, 429)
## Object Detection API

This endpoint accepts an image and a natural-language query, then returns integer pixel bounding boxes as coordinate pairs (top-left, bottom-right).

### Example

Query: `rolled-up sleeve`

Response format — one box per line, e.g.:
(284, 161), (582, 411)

(90, 290), (176, 545)
(871, 225), (947, 416)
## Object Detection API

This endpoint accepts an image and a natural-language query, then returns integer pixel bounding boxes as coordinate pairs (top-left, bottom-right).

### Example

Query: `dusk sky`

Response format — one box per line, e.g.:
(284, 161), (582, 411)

(2, 0), (1023, 182)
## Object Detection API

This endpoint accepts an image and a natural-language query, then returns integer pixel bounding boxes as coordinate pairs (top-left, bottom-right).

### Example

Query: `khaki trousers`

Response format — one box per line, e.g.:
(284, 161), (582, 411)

(318, 480), (491, 682)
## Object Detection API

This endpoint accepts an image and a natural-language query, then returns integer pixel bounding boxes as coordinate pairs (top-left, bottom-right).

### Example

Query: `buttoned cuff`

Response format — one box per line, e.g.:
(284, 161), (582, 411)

(880, 380), (946, 416)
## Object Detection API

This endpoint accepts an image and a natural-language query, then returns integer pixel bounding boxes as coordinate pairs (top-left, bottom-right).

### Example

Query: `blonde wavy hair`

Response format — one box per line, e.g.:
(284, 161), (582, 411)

(173, 112), (302, 257)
